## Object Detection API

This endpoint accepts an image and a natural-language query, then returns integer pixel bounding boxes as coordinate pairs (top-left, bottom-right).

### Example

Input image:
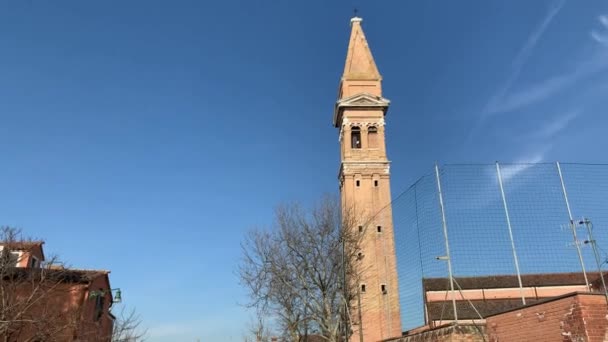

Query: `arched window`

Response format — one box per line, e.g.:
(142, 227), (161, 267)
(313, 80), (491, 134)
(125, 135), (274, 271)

(368, 126), (378, 148)
(351, 126), (361, 149)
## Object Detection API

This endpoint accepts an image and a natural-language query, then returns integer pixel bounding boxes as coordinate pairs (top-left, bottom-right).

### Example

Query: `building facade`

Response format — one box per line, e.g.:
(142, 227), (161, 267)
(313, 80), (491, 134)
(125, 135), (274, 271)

(334, 16), (402, 342)
(0, 241), (115, 341)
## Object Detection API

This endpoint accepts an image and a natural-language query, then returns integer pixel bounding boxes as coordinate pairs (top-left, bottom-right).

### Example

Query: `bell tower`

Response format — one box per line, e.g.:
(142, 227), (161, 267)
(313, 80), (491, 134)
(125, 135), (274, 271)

(334, 16), (402, 341)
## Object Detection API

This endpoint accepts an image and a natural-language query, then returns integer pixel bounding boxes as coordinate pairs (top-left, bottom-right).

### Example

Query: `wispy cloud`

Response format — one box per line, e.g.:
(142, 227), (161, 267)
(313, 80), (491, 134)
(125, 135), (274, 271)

(483, 9), (608, 117)
(489, 74), (572, 114)
(490, 55), (607, 115)
(514, 151), (546, 164)
(535, 108), (581, 139)
(500, 145), (553, 182)
(591, 31), (608, 44)
(483, 0), (566, 116)
(495, 15), (608, 185)
(502, 107), (581, 181)
(464, 1), (567, 146)
(591, 15), (608, 44)
(509, 107), (581, 173)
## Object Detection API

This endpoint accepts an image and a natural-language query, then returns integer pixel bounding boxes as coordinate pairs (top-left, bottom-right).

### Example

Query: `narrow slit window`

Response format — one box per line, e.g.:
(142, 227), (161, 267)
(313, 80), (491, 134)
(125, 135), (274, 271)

(351, 127), (361, 149)
(94, 291), (105, 321)
(368, 126), (378, 148)
(361, 284), (366, 293)
(381, 284), (387, 294)
(358, 225), (364, 233)
(374, 180), (378, 187)
(377, 226), (382, 233)
(356, 180), (360, 187)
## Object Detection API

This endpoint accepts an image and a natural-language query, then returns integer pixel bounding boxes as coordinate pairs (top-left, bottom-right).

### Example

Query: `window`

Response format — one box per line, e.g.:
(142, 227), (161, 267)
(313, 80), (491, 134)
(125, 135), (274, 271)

(357, 252), (363, 260)
(374, 180), (379, 187)
(0, 248), (20, 267)
(377, 226), (382, 233)
(30, 256), (38, 268)
(381, 284), (387, 294)
(368, 126), (378, 148)
(351, 127), (361, 149)
(358, 225), (363, 233)
(11, 252), (20, 266)
(356, 180), (360, 187)
(361, 284), (366, 293)
(94, 290), (105, 321)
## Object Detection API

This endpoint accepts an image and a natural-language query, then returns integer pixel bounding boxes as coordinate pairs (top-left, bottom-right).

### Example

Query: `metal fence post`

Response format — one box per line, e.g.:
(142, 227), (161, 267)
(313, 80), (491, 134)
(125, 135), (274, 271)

(556, 162), (590, 291)
(434, 163), (458, 322)
(582, 218), (608, 304)
(496, 162), (526, 305)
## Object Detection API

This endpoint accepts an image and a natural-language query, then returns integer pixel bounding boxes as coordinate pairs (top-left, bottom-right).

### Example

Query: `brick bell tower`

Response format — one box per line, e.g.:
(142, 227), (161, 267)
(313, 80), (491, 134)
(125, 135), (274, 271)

(334, 16), (402, 342)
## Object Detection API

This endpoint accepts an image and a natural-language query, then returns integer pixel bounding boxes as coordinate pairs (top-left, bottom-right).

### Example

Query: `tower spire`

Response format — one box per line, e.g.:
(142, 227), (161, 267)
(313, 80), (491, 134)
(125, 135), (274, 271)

(342, 16), (381, 82)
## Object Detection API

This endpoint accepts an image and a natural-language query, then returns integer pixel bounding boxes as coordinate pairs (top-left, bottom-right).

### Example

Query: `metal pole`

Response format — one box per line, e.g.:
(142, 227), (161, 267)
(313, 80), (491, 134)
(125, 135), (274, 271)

(434, 163), (458, 322)
(556, 162), (590, 291)
(304, 287), (308, 342)
(496, 162), (526, 305)
(342, 237), (349, 341)
(583, 218), (608, 304)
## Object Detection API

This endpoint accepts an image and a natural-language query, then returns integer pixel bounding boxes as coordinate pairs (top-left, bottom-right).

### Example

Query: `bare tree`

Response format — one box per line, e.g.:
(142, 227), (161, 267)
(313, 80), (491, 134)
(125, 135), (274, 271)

(0, 226), (82, 341)
(239, 196), (364, 342)
(243, 312), (272, 342)
(111, 307), (146, 342)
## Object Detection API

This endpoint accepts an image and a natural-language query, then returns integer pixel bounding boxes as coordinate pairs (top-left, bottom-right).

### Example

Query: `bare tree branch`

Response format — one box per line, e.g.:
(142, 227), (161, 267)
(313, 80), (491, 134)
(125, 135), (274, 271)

(239, 195), (365, 342)
(111, 307), (147, 342)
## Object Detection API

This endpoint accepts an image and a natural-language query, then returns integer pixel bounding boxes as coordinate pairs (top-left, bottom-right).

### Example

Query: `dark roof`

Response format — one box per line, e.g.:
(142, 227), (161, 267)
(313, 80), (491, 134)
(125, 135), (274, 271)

(423, 272), (594, 291)
(422, 272), (604, 321)
(0, 241), (45, 250)
(426, 298), (544, 321)
(2, 267), (107, 284)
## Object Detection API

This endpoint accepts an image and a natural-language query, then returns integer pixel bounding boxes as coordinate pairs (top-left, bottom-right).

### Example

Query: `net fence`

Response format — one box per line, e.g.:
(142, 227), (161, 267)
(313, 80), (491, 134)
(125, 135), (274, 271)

(390, 162), (608, 331)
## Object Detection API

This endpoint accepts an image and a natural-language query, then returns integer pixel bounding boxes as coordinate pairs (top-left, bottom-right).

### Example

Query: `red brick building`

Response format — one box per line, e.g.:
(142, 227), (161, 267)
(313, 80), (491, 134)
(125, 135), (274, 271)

(0, 241), (116, 341)
(387, 272), (608, 342)
(486, 292), (608, 342)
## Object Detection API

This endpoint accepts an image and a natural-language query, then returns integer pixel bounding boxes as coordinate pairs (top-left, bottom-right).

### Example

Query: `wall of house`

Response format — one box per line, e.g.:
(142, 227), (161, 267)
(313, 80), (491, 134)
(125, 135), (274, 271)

(11, 282), (87, 341)
(17, 245), (44, 268)
(77, 275), (114, 341)
(0, 244), (43, 268)
(8, 274), (114, 342)
(486, 293), (608, 342)
(387, 324), (486, 342)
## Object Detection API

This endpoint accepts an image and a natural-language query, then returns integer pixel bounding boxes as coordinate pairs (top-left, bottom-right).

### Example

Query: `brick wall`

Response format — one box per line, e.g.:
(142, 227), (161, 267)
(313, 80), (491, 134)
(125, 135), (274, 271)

(386, 323), (487, 342)
(486, 292), (608, 342)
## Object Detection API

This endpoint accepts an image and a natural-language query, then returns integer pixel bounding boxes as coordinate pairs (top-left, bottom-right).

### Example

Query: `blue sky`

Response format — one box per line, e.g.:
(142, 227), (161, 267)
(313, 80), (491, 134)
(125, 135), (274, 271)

(1, 1), (608, 341)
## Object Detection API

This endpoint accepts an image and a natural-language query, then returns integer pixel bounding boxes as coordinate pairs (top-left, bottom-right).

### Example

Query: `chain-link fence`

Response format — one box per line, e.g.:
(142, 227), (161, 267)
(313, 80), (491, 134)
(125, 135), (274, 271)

(390, 162), (608, 331)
